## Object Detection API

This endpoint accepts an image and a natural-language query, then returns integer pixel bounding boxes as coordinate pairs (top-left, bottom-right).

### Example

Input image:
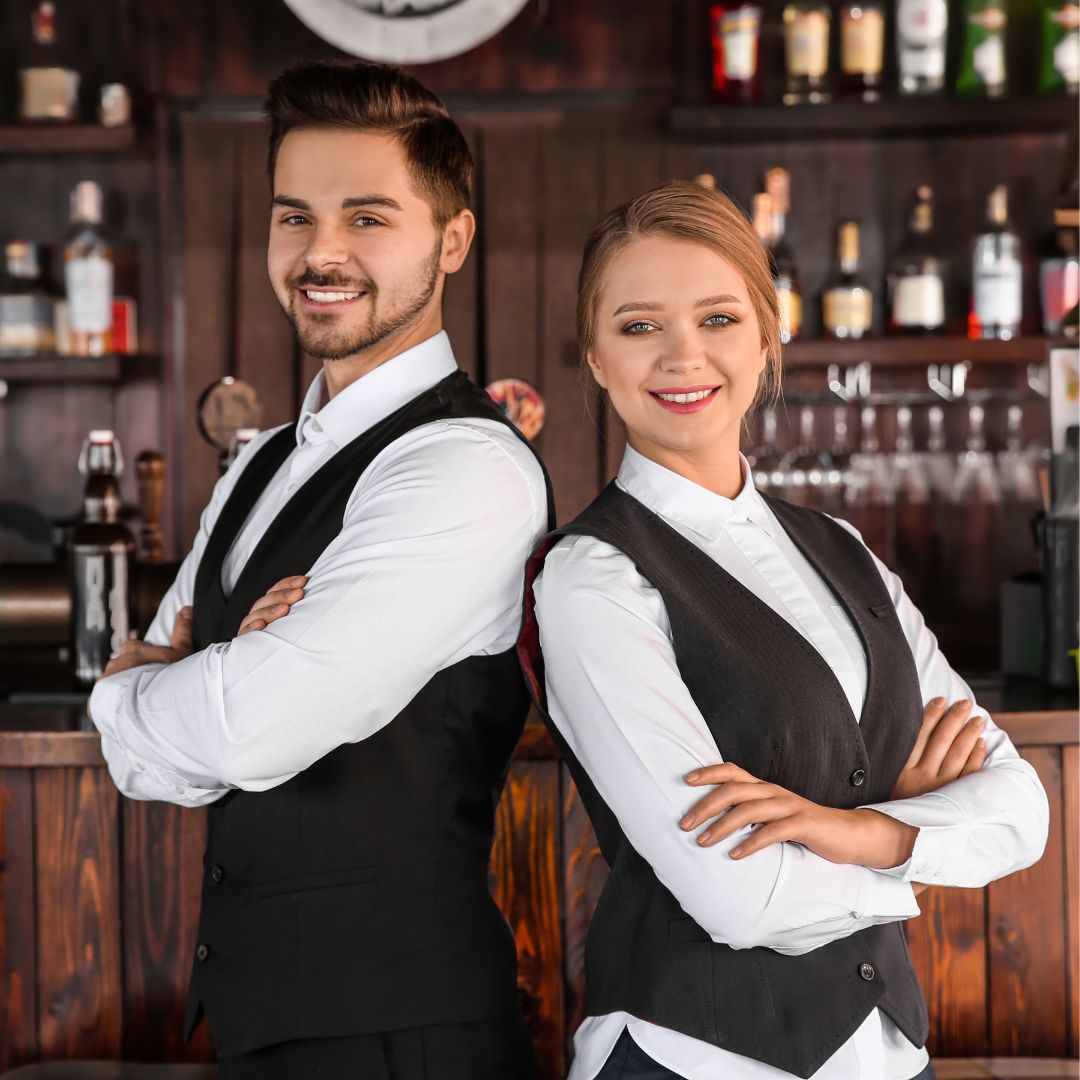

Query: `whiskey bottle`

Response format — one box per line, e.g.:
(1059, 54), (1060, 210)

(840, 0), (886, 101)
(783, 0), (832, 103)
(19, 1), (80, 123)
(64, 181), (114, 357)
(711, 2), (765, 103)
(764, 169), (803, 342)
(889, 186), (946, 334)
(71, 430), (135, 686)
(823, 220), (874, 339)
(970, 184), (1022, 340)
(0, 241), (55, 356)
(896, 0), (949, 94)
(956, 0), (1008, 97)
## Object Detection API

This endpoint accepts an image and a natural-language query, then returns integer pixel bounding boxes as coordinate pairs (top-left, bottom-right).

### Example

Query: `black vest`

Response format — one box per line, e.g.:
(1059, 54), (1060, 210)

(518, 483), (928, 1079)
(183, 370), (554, 1056)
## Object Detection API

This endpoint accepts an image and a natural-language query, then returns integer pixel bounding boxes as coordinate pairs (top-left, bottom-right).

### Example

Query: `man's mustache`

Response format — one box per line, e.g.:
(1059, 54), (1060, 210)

(288, 273), (376, 292)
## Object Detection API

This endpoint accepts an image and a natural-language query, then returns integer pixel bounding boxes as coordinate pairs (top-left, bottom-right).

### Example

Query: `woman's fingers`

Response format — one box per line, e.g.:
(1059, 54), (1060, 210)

(960, 737), (988, 776)
(904, 697), (948, 769)
(680, 781), (773, 832)
(920, 699), (974, 772)
(939, 713), (986, 779)
(696, 797), (791, 847)
(684, 762), (759, 786)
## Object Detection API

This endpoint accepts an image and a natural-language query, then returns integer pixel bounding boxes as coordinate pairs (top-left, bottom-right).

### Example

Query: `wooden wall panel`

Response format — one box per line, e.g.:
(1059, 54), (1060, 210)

(987, 747), (1068, 1057)
(0, 768), (37, 1069)
(491, 762), (565, 1080)
(906, 886), (988, 1057)
(33, 768), (122, 1058)
(441, 122), (482, 383)
(121, 801), (212, 1061)
(1064, 745), (1079, 1056)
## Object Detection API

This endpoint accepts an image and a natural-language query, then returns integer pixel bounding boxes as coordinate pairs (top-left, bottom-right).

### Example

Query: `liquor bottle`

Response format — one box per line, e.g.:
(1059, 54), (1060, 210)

(71, 430), (135, 686)
(764, 168), (803, 342)
(823, 221), (874, 339)
(970, 184), (1022, 340)
(896, 0), (949, 94)
(711, 3), (765, 103)
(19, 2), (80, 123)
(783, 0), (832, 103)
(1041, 205), (1080, 334)
(956, 0), (1008, 97)
(0, 241), (55, 356)
(840, 0), (886, 101)
(889, 186), (946, 334)
(1040, 0), (1080, 94)
(64, 181), (114, 357)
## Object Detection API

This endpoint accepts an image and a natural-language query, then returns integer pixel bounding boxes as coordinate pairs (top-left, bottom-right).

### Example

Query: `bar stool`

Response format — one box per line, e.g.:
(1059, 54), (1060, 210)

(0, 1065), (218, 1080)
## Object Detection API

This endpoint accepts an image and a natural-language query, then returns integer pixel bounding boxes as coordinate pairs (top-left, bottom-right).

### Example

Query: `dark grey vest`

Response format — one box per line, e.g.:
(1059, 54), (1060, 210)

(184, 370), (554, 1056)
(518, 483), (928, 1079)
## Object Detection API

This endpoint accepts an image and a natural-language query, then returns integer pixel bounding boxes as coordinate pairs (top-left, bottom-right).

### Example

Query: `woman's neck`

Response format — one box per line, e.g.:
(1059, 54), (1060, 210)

(625, 434), (744, 500)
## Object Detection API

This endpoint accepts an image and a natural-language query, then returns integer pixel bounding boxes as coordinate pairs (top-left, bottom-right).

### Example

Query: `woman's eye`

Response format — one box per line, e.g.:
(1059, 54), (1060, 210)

(704, 313), (735, 327)
(622, 321), (657, 335)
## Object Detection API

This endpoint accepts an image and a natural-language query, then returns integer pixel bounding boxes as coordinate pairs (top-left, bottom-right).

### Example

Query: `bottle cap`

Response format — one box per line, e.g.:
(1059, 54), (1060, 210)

(4, 241), (42, 280)
(838, 220), (860, 263)
(70, 181), (104, 225)
(88, 429), (115, 443)
(988, 183), (1008, 224)
(765, 168), (791, 214)
(693, 173), (717, 190)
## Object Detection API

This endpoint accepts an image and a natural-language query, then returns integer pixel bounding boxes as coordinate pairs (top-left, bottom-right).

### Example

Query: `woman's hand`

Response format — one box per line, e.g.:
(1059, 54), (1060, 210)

(891, 696), (987, 800)
(680, 763), (917, 869)
(237, 576), (307, 636)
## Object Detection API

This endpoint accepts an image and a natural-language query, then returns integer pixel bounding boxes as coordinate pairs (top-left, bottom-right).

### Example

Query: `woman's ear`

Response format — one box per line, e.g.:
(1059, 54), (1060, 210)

(586, 347), (607, 389)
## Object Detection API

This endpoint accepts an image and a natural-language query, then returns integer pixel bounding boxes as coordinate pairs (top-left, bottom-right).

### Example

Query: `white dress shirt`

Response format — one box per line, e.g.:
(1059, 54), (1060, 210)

(533, 445), (1049, 1080)
(90, 331), (549, 807)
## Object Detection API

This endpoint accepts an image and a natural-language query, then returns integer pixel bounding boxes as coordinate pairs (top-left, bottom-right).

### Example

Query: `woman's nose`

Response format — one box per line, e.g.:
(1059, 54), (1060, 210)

(658, 330), (707, 373)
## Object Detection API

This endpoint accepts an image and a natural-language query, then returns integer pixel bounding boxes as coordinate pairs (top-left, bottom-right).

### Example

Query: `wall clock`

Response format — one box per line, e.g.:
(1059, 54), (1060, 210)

(282, 0), (532, 64)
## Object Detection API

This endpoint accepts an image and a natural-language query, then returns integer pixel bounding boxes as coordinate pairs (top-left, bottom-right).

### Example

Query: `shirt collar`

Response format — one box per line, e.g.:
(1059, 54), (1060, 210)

(296, 330), (458, 450)
(615, 444), (776, 542)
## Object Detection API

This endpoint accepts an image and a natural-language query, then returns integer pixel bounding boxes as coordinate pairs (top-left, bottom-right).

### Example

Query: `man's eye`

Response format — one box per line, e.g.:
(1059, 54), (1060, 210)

(622, 321), (657, 335)
(280, 214), (309, 226)
(704, 313), (735, 327)
(353, 216), (381, 227)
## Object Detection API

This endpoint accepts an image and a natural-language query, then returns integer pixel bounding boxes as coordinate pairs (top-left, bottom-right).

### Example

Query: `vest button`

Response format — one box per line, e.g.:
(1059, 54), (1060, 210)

(210, 864), (225, 884)
(849, 768), (866, 787)
(859, 962), (875, 981)
(196, 943), (209, 962)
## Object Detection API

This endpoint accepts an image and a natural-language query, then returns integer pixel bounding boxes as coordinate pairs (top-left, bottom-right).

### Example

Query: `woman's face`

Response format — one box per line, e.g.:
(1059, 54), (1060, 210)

(588, 235), (768, 478)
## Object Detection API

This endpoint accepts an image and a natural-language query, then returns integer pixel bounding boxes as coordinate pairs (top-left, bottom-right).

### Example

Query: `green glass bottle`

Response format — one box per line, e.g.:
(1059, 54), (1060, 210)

(956, 0), (1008, 96)
(1039, 0), (1080, 94)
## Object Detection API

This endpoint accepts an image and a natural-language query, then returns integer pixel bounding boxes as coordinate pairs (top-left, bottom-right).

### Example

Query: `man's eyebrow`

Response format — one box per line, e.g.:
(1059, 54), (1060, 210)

(271, 195), (405, 212)
(611, 295), (744, 317)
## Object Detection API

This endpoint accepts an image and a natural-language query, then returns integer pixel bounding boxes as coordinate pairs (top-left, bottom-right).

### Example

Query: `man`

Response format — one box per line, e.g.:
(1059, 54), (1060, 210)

(90, 60), (551, 1080)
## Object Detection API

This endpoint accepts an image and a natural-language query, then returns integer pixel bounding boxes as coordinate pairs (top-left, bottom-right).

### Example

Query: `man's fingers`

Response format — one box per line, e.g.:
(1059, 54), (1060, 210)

(939, 715), (986, 779)
(680, 781), (773, 831)
(237, 617), (268, 636)
(905, 697), (947, 768)
(921, 700), (974, 772)
(171, 606), (194, 652)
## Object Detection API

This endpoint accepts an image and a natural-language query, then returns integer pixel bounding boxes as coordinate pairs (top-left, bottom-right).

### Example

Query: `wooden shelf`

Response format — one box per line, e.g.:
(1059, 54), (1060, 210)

(0, 123), (137, 154)
(0, 355), (123, 383)
(783, 336), (1056, 367)
(670, 97), (1078, 141)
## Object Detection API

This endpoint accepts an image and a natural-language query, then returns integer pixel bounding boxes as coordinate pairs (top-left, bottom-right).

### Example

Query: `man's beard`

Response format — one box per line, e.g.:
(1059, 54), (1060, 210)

(285, 240), (442, 362)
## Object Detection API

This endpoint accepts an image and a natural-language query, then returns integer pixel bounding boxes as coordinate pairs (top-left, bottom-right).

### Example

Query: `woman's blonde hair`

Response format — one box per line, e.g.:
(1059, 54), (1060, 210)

(577, 180), (782, 404)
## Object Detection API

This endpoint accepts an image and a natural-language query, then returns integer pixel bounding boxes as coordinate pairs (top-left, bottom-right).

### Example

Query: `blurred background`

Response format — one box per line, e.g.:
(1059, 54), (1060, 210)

(0, 2), (1076, 1078)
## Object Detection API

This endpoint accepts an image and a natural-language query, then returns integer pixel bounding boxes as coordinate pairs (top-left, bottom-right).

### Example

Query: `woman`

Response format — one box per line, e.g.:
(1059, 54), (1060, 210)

(516, 182), (1049, 1080)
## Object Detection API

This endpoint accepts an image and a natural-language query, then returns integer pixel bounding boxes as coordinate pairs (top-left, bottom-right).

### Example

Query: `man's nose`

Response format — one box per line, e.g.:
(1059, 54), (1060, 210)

(304, 224), (350, 269)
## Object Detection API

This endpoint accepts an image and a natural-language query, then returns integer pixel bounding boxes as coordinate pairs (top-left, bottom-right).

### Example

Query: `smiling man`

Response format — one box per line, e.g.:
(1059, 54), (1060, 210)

(88, 61), (550, 1080)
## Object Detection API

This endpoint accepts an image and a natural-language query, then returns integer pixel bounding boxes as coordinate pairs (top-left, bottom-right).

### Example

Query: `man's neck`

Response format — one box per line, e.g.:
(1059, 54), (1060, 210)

(322, 315), (444, 400)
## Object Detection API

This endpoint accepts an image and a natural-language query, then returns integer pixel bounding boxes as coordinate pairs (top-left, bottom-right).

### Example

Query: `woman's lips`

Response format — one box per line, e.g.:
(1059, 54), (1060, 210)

(648, 386), (720, 414)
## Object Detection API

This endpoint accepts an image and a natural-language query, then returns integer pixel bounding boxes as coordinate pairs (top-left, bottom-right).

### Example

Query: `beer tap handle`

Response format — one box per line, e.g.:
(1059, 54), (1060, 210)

(135, 450), (165, 563)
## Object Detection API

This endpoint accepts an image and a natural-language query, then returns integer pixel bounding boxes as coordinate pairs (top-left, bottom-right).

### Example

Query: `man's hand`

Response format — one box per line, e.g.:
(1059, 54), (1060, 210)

(680, 762), (918, 869)
(101, 607), (195, 677)
(237, 576), (307, 635)
(891, 697), (987, 800)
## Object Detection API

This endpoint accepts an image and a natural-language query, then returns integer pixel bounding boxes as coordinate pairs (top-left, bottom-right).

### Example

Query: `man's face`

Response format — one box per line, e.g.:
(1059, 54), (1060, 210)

(267, 128), (444, 362)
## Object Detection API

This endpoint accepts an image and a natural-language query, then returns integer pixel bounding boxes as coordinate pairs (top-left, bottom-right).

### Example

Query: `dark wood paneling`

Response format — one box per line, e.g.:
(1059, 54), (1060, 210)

(491, 761), (565, 1079)
(441, 123), (482, 382)
(121, 801), (212, 1061)
(987, 747), (1068, 1057)
(0, 767), (37, 1069)
(34, 767), (122, 1058)
(1065, 745), (1079, 1056)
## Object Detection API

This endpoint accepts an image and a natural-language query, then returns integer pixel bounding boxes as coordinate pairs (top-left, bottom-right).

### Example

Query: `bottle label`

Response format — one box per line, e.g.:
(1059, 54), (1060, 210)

(974, 260), (1022, 326)
(786, 11), (830, 76)
(824, 287), (874, 332)
(777, 282), (803, 340)
(898, 0), (948, 76)
(73, 549), (130, 683)
(66, 254), (113, 333)
(970, 18), (1007, 88)
(893, 274), (945, 327)
(723, 9), (762, 79)
(1055, 27), (1080, 83)
(842, 8), (885, 74)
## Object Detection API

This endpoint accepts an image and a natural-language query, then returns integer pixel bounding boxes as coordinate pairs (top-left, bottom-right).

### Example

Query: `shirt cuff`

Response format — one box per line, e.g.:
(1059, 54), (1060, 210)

(864, 801), (968, 885)
(858, 862), (922, 920)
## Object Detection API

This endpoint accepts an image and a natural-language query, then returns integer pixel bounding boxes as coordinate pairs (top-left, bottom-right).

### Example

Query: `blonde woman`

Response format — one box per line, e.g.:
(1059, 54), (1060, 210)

(518, 182), (1049, 1080)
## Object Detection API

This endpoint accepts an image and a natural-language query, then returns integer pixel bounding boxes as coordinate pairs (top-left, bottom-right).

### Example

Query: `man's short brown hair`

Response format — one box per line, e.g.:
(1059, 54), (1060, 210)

(265, 60), (473, 228)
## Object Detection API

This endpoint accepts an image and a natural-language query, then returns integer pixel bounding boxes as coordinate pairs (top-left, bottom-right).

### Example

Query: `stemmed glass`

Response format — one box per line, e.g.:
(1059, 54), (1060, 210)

(951, 404), (1002, 504)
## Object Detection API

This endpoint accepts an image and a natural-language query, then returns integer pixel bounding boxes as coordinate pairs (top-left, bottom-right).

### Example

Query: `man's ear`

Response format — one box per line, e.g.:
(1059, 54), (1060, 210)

(439, 209), (476, 274)
(586, 347), (607, 389)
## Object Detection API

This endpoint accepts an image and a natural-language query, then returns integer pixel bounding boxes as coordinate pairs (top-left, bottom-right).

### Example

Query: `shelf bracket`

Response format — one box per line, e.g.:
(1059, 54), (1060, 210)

(927, 362), (970, 401)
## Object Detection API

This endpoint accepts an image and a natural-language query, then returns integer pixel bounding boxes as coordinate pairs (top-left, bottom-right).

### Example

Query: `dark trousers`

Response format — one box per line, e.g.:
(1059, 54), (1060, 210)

(594, 1028), (937, 1080)
(217, 1013), (537, 1080)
